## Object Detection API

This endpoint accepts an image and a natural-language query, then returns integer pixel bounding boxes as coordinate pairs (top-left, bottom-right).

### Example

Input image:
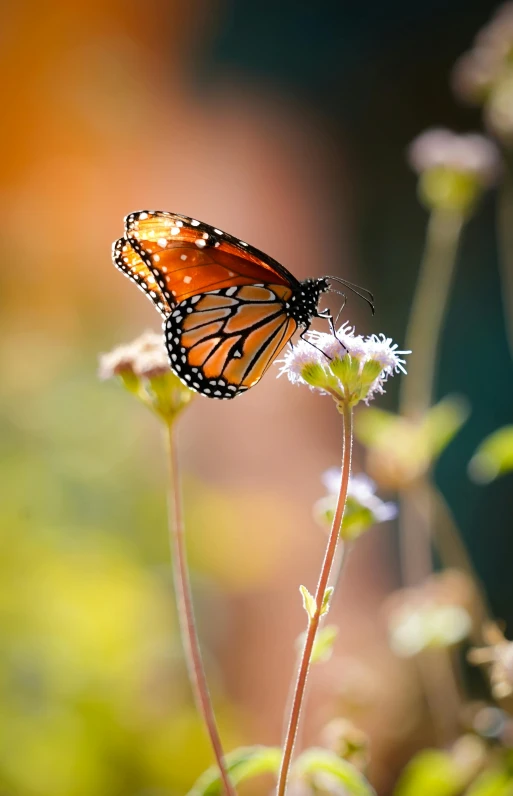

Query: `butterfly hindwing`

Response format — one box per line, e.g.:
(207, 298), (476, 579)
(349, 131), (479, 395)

(165, 284), (297, 399)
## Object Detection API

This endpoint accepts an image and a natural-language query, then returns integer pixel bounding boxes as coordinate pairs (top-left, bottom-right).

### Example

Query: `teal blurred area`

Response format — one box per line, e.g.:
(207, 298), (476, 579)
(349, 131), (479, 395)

(1, 1), (512, 794)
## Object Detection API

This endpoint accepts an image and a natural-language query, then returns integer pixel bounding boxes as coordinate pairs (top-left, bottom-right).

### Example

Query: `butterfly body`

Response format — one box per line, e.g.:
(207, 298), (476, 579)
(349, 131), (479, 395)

(112, 210), (331, 399)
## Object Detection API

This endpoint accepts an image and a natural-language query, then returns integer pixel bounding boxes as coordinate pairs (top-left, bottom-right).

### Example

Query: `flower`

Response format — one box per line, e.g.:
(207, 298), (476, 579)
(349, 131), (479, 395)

(452, 3), (513, 103)
(278, 322), (409, 408)
(384, 571), (475, 658)
(99, 331), (194, 424)
(98, 330), (170, 380)
(408, 128), (500, 213)
(468, 622), (513, 700)
(452, 4), (513, 142)
(315, 470), (396, 540)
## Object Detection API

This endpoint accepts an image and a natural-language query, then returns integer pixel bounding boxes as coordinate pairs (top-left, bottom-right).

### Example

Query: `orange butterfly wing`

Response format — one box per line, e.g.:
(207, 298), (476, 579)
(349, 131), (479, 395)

(165, 285), (297, 398)
(124, 210), (298, 306)
(112, 236), (173, 316)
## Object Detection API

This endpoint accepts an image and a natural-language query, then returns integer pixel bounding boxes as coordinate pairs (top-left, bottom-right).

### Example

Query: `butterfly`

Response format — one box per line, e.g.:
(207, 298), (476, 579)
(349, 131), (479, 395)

(112, 210), (373, 399)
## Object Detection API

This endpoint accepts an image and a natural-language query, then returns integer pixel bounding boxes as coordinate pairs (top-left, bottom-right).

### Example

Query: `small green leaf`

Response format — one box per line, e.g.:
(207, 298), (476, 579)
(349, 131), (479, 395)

(293, 747), (375, 795)
(187, 746), (281, 795)
(300, 585), (317, 620)
(393, 749), (463, 796)
(321, 587), (334, 616)
(422, 395), (470, 459)
(311, 625), (338, 663)
(469, 425), (513, 484)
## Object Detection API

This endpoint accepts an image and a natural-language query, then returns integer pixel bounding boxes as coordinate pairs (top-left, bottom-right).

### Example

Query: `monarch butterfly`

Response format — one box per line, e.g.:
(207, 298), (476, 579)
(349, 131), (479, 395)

(112, 210), (372, 399)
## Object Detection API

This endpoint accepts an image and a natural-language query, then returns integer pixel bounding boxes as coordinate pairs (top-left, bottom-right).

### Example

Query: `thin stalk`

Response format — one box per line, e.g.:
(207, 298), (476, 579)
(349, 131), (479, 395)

(277, 403), (353, 796)
(165, 423), (236, 796)
(497, 151), (513, 359)
(398, 207), (466, 744)
(400, 208), (464, 419)
(280, 543), (349, 753)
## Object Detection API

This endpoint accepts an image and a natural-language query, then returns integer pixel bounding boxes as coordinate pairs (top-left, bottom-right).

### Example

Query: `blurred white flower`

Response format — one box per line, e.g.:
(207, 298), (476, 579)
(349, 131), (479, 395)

(99, 330), (170, 380)
(408, 128), (500, 186)
(99, 330), (194, 422)
(322, 470), (397, 524)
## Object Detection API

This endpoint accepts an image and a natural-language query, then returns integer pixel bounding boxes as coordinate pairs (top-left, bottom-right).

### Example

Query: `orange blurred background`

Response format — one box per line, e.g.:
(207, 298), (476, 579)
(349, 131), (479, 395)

(2, 2), (512, 794)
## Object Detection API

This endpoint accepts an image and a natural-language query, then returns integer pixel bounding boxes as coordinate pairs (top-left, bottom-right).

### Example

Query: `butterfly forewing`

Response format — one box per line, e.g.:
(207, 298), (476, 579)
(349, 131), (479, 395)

(165, 284), (297, 398)
(125, 210), (298, 304)
(112, 237), (173, 316)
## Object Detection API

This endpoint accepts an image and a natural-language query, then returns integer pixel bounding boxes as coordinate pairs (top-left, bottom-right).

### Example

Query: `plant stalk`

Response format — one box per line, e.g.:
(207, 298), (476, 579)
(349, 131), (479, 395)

(497, 152), (513, 360)
(165, 422), (236, 796)
(398, 207), (465, 744)
(400, 208), (464, 420)
(277, 403), (353, 796)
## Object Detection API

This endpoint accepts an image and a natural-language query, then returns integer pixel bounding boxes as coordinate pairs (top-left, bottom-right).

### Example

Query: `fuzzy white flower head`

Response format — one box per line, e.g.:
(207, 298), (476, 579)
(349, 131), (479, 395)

(323, 469), (397, 523)
(408, 128), (500, 186)
(277, 322), (409, 407)
(99, 331), (170, 380)
(99, 331), (194, 423)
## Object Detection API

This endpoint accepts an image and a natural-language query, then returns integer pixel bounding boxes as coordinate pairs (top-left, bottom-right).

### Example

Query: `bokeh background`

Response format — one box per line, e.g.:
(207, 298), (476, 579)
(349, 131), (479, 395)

(2, 1), (513, 794)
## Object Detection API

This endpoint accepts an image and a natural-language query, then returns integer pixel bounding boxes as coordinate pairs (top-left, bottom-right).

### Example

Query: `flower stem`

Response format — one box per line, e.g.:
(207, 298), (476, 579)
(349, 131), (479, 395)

(277, 403), (353, 796)
(165, 422), (236, 796)
(497, 151), (513, 359)
(398, 207), (466, 744)
(400, 207), (464, 420)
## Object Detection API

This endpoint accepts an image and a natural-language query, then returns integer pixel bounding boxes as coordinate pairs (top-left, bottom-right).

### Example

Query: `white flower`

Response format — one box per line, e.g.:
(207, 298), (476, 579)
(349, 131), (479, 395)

(99, 331), (170, 380)
(277, 322), (409, 407)
(408, 128), (500, 186)
(323, 470), (397, 523)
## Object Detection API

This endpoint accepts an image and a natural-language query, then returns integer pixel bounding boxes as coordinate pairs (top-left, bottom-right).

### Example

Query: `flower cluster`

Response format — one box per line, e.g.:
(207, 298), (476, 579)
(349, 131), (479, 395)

(408, 128), (500, 213)
(278, 322), (408, 409)
(315, 469), (396, 540)
(452, 3), (513, 142)
(99, 331), (194, 424)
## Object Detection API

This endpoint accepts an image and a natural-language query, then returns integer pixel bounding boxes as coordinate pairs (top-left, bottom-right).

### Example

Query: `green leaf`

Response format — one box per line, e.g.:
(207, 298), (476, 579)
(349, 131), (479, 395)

(187, 746), (281, 795)
(393, 750), (463, 796)
(422, 396), (470, 459)
(300, 585), (317, 620)
(465, 768), (513, 796)
(321, 587), (334, 616)
(469, 425), (513, 484)
(293, 747), (375, 795)
(354, 407), (397, 445)
(311, 625), (338, 663)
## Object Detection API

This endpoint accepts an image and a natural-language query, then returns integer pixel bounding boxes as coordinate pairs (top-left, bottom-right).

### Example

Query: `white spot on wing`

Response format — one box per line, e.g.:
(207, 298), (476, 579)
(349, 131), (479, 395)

(157, 238), (167, 248)
(195, 239), (206, 248)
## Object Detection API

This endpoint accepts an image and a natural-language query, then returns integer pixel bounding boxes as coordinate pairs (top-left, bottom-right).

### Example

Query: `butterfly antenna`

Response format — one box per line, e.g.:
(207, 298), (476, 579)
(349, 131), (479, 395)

(326, 276), (375, 315)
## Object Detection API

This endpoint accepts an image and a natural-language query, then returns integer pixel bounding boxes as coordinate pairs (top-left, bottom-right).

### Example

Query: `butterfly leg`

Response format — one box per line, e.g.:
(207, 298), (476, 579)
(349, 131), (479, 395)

(317, 307), (348, 353)
(299, 329), (332, 361)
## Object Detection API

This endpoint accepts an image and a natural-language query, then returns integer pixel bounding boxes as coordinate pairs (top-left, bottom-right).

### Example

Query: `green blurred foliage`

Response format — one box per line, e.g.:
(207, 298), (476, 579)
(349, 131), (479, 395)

(469, 426), (513, 484)
(0, 338), (245, 795)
